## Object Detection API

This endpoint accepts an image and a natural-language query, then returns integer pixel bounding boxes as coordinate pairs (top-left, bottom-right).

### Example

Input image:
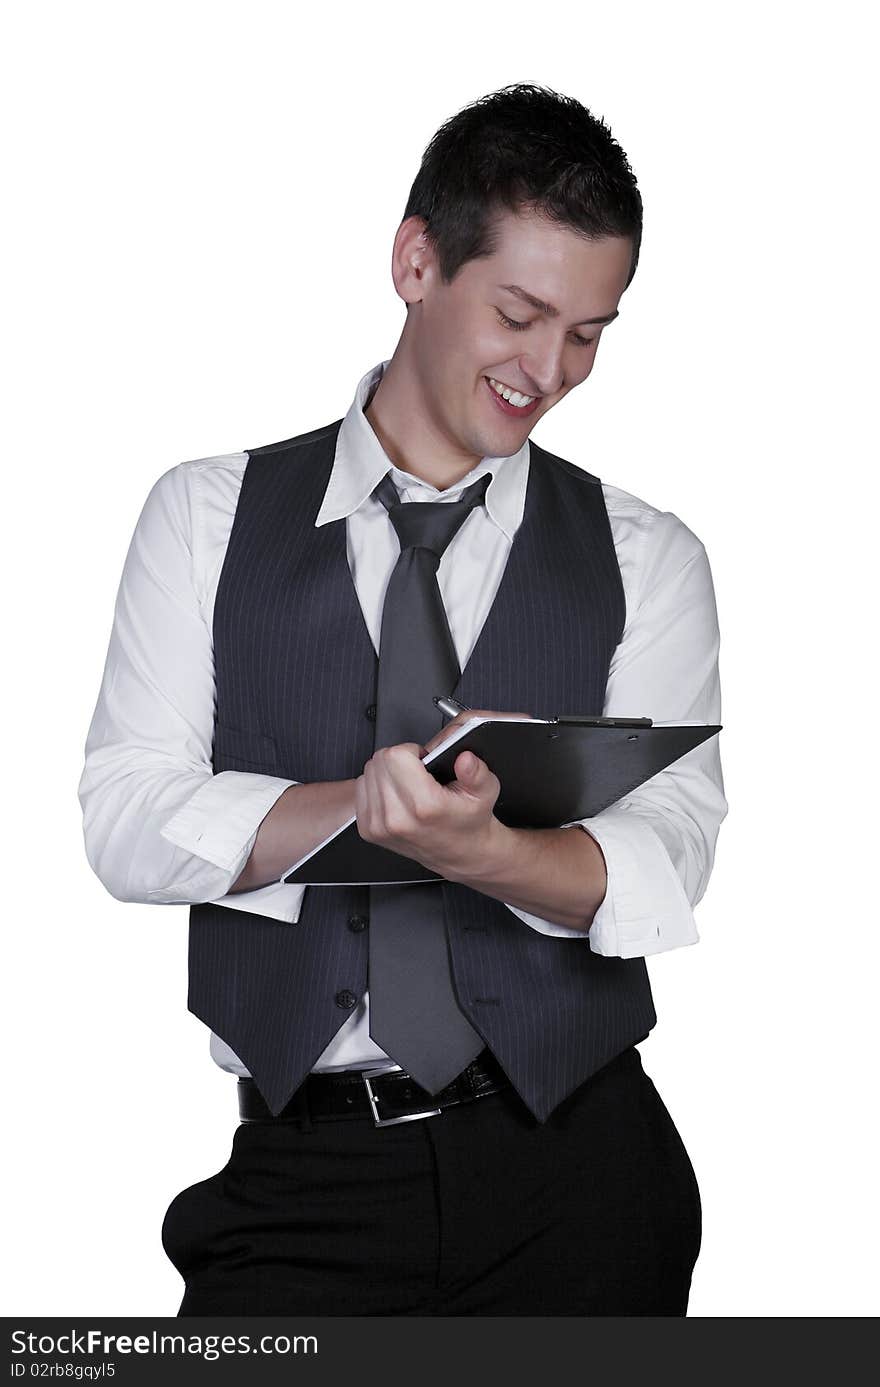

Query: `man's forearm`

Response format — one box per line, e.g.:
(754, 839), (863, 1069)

(229, 779), (358, 893)
(231, 778), (607, 932)
(444, 821), (607, 932)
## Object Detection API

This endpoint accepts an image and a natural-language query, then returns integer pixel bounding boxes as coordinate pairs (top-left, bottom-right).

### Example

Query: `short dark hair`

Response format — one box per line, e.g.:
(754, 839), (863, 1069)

(402, 82), (643, 289)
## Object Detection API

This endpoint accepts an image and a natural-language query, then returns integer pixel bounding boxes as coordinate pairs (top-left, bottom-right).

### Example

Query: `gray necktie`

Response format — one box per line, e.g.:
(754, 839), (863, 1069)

(367, 470), (491, 1093)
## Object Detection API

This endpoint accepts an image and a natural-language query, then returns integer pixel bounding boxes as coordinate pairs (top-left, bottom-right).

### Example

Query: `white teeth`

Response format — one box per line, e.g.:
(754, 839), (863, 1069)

(488, 377), (535, 407)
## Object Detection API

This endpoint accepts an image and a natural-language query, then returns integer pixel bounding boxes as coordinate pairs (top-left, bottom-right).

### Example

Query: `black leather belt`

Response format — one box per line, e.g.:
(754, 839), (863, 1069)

(237, 1050), (511, 1128)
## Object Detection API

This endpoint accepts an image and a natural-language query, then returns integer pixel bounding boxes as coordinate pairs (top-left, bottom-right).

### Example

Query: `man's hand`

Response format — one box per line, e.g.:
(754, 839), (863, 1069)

(355, 708), (534, 880)
(356, 708), (605, 931)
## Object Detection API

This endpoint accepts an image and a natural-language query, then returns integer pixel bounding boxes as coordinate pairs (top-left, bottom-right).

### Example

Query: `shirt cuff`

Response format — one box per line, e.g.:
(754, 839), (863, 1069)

(156, 770), (306, 922)
(159, 770), (296, 870)
(567, 812), (700, 958)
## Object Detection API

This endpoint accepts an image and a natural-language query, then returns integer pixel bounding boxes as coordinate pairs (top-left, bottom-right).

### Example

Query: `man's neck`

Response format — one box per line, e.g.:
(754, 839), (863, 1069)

(364, 356), (482, 492)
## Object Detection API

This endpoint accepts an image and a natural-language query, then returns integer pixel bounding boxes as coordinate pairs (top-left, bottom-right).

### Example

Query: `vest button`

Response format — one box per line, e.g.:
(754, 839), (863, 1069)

(347, 914), (368, 933)
(364, 703), (377, 721)
(335, 989), (358, 1010)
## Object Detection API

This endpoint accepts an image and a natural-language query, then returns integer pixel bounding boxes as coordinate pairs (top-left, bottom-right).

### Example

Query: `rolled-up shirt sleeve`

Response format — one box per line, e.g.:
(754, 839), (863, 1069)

(77, 461), (303, 920)
(505, 506), (727, 957)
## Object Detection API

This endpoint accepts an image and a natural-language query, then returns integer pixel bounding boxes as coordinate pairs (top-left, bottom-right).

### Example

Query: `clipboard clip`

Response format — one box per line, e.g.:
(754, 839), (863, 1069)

(550, 715), (654, 727)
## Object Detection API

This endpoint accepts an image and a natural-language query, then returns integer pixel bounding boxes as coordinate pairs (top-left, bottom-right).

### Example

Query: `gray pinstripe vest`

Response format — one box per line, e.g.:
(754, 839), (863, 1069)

(188, 419), (656, 1121)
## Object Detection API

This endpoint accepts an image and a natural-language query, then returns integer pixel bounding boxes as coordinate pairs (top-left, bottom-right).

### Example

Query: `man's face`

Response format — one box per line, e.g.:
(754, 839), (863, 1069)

(408, 206), (633, 461)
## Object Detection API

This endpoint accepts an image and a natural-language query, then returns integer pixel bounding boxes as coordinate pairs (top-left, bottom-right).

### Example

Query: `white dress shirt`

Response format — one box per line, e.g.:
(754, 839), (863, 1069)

(78, 360), (727, 1078)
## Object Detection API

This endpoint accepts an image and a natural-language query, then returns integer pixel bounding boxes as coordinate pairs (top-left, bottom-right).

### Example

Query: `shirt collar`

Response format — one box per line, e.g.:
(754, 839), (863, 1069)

(314, 360), (529, 541)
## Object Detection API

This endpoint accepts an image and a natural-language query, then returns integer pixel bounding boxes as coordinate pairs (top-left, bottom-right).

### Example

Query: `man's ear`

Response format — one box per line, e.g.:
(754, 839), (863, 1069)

(391, 215), (435, 306)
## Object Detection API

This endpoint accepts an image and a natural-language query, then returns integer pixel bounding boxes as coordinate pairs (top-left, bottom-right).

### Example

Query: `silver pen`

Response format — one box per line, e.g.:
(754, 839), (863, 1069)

(433, 695), (471, 720)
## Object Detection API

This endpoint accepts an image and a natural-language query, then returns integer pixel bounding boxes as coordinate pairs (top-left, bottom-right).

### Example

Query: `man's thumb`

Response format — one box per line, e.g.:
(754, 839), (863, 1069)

(455, 751), (494, 790)
(457, 751), (478, 779)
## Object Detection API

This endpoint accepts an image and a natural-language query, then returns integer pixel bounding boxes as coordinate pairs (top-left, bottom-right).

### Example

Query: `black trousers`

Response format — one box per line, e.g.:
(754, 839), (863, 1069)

(161, 1045), (701, 1316)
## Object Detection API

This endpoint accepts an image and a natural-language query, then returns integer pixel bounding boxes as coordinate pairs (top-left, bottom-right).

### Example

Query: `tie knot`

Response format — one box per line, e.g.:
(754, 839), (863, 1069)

(373, 472), (492, 562)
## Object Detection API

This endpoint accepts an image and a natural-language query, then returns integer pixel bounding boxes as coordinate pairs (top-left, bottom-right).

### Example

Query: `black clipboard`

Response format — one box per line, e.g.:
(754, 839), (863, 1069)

(280, 715), (721, 886)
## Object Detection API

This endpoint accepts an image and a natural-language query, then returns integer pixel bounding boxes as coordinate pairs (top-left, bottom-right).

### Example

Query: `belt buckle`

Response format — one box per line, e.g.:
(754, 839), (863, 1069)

(361, 1067), (442, 1128)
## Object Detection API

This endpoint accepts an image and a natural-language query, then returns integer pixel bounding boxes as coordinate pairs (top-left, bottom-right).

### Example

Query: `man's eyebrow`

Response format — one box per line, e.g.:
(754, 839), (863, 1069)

(497, 283), (619, 326)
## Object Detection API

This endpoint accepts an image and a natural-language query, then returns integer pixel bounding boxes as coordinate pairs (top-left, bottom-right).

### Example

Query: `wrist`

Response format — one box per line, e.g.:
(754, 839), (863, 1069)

(443, 815), (519, 887)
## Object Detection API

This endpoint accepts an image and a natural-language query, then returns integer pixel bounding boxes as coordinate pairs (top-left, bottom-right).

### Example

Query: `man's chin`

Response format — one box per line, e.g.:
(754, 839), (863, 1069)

(478, 416), (542, 459)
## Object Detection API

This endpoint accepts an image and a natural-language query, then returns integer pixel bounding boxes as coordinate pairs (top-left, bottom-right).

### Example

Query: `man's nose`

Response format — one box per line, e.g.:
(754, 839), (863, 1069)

(519, 349), (565, 399)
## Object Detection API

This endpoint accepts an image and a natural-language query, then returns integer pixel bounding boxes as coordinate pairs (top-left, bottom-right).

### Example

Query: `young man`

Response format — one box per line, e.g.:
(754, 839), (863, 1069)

(79, 83), (727, 1316)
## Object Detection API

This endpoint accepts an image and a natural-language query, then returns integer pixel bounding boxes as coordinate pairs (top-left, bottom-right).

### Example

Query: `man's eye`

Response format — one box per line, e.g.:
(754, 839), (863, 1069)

(496, 310), (528, 331)
(495, 309), (594, 348)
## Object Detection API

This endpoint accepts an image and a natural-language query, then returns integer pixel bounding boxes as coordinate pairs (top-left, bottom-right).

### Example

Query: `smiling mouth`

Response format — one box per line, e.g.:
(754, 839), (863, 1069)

(484, 375), (542, 417)
(486, 376), (538, 406)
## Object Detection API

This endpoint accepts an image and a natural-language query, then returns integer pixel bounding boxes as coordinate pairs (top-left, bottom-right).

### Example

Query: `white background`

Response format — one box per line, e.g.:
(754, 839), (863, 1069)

(3, 0), (877, 1317)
